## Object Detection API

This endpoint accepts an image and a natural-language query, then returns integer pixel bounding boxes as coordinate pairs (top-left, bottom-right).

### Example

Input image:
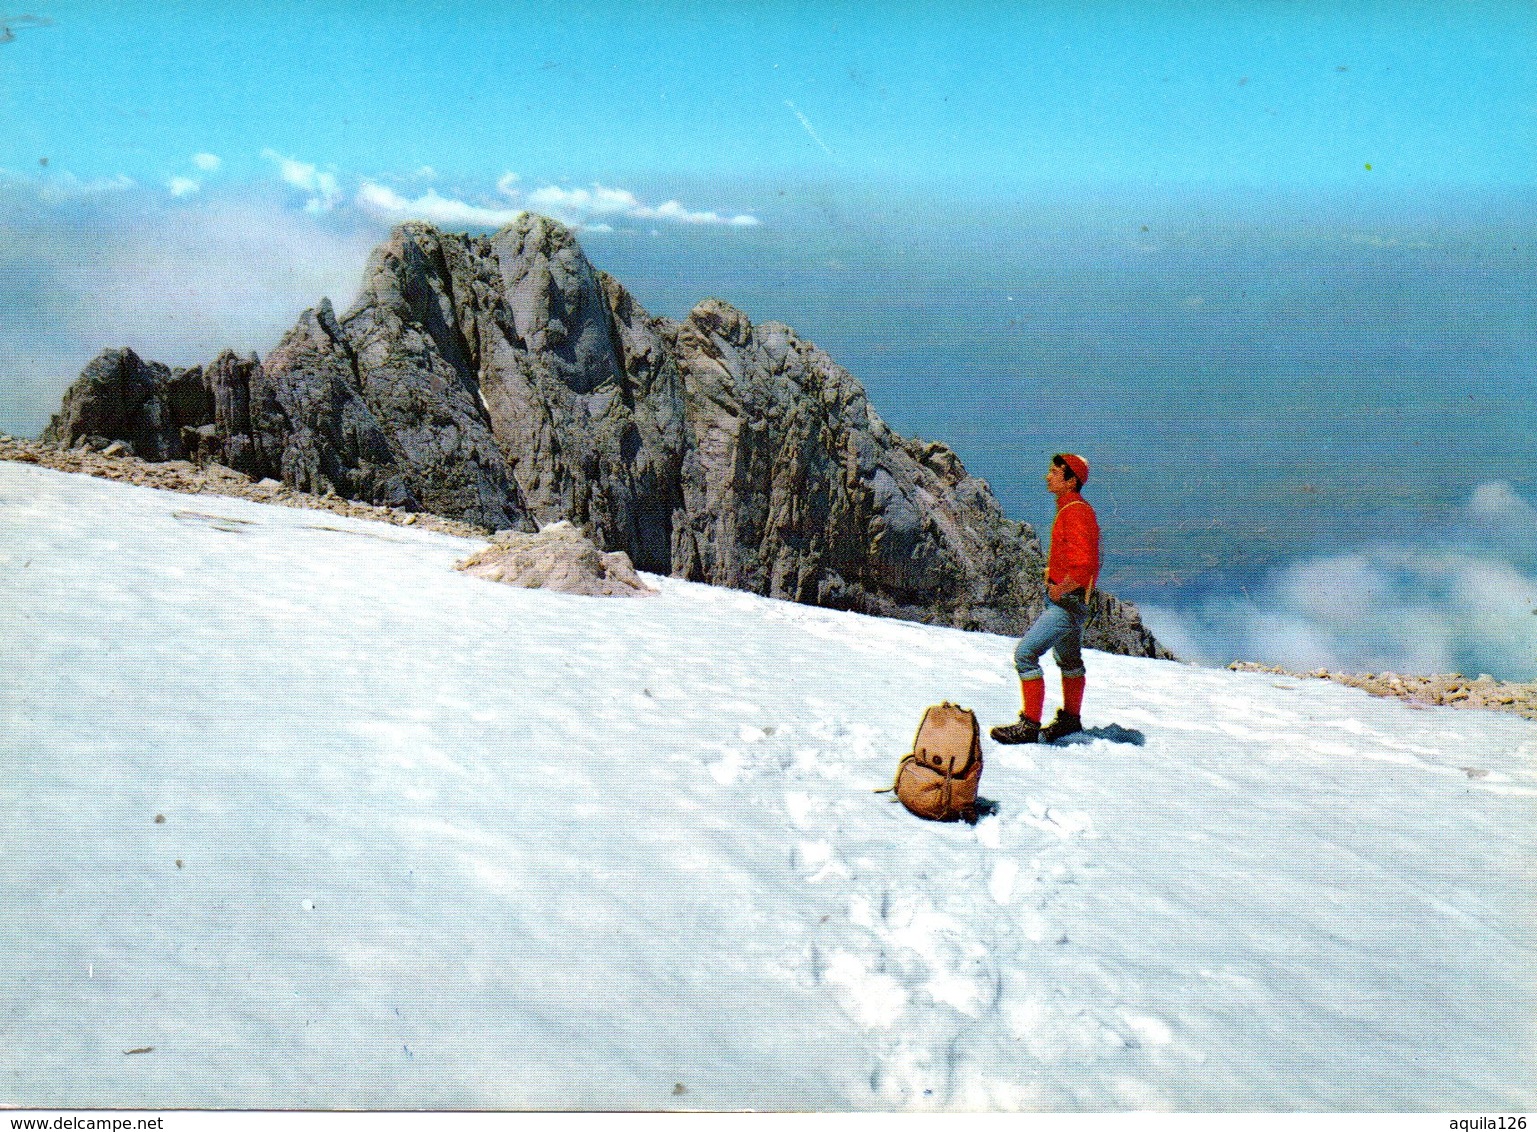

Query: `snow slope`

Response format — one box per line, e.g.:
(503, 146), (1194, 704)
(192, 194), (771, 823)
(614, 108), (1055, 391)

(2, 462), (1534, 1112)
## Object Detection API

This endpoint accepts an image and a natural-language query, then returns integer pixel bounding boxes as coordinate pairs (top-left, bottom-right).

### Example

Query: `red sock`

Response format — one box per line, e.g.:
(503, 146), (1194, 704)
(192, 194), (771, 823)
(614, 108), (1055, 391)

(1062, 675), (1085, 715)
(1020, 678), (1044, 723)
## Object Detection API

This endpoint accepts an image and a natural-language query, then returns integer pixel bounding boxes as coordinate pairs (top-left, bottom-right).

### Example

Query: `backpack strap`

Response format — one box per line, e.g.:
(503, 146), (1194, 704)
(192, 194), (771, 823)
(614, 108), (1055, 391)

(945, 746), (980, 782)
(875, 752), (916, 793)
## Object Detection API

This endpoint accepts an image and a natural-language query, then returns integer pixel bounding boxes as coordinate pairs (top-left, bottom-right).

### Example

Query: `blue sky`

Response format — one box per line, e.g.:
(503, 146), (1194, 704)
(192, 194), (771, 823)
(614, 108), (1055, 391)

(2, 0), (1532, 208)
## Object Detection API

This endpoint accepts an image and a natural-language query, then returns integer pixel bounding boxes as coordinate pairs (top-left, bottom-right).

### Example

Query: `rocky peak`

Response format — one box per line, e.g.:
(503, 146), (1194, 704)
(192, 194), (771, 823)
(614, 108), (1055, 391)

(38, 214), (1171, 658)
(687, 298), (754, 349)
(487, 216), (621, 393)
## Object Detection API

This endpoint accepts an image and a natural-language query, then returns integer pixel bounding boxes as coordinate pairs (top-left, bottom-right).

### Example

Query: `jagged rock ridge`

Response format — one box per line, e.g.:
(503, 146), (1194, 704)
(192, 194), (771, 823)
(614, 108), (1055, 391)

(41, 214), (1170, 657)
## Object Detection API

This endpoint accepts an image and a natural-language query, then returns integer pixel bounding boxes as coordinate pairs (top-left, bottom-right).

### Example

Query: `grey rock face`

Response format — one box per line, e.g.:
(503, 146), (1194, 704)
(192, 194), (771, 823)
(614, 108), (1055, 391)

(1086, 591), (1169, 659)
(42, 348), (193, 461)
(196, 350), (267, 477)
(663, 298), (1046, 634)
(331, 230), (527, 527)
(42, 214), (1171, 658)
(466, 221), (688, 572)
(250, 301), (407, 505)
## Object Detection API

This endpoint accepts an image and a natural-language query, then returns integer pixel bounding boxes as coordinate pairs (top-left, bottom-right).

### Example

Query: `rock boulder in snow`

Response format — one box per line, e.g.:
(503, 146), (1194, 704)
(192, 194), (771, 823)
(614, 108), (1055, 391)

(455, 521), (656, 597)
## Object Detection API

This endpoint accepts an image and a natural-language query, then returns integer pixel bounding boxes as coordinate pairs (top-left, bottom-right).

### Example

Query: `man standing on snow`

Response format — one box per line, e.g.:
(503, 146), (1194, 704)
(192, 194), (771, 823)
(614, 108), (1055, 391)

(991, 452), (1100, 745)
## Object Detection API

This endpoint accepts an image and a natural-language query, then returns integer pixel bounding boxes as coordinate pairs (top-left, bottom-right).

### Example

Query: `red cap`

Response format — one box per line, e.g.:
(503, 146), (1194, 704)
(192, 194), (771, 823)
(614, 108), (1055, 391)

(1056, 452), (1089, 486)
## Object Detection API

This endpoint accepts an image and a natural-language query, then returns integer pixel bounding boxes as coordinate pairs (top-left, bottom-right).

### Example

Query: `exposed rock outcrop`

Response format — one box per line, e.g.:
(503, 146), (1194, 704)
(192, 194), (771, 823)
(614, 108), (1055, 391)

(1229, 661), (1537, 721)
(0, 434), (488, 538)
(456, 522), (656, 597)
(38, 214), (1170, 656)
(1085, 590), (1168, 659)
(41, 348), (207, 463)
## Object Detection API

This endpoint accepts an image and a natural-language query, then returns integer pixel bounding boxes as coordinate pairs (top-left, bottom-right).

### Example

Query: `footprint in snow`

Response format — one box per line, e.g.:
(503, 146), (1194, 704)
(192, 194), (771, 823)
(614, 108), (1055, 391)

(791, 839), (849, 883)
(988, 858), (1019, 904)
(707, 749), (746, 785)
(783, 790), (825, 829)
(1017, 797), (1096, 839)
(818, 949), (909, 1030)
(973, 815), (1003, 848)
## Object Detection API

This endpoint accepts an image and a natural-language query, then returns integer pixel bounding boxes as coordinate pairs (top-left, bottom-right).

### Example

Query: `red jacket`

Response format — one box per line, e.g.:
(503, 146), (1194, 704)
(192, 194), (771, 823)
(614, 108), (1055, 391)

(1046, 491), (1100, 595)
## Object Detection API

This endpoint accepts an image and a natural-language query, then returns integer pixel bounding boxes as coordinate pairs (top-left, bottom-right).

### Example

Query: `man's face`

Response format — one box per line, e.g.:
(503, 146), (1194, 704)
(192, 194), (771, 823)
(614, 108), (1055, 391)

(1045, 463), (1069, 492)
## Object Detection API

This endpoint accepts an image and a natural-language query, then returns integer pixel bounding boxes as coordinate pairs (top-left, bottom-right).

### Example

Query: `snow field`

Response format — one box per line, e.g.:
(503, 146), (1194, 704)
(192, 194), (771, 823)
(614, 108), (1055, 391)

(2, 462), (1534, 1111)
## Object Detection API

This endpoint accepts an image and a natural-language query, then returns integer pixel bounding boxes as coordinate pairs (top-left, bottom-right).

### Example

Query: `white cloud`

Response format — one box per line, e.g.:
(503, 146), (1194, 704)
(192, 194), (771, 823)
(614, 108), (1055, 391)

(260, 149), (342, 213)
(35, 173), (135, 203)
(192, 153), (222, 173)
(254, 158), (754, 232)
(644, 198), (761, 226)
(167, 176), (201, 197)
(1470, 480), (1534, 519)
(522, 183), (640, 222)
(517, 182), (758, 229)
(1470, 480), (1537, 534)
(353, 175), (758, 233)
(0, 176), (378, 437)
(356, 182), (523, 229)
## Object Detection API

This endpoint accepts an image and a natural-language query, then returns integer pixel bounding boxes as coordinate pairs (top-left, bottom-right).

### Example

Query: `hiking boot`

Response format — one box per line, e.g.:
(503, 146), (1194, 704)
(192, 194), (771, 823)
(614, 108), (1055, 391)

(989, 714), (1040, 744)
(1041, 710), (1083, 743)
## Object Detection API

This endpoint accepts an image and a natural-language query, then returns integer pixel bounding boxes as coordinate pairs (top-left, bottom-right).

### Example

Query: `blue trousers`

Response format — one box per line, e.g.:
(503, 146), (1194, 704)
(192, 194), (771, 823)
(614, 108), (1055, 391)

(1013, 593), (1089, 681)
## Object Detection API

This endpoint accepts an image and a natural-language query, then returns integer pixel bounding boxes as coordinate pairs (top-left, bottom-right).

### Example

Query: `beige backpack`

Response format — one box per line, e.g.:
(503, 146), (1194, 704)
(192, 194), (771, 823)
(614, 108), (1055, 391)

(888, 702), (983, 823)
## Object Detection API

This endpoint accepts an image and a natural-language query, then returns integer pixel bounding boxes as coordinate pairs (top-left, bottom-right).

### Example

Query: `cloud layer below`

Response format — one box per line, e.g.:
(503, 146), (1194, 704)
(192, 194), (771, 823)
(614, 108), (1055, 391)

(1140, 482), (1537, 681)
